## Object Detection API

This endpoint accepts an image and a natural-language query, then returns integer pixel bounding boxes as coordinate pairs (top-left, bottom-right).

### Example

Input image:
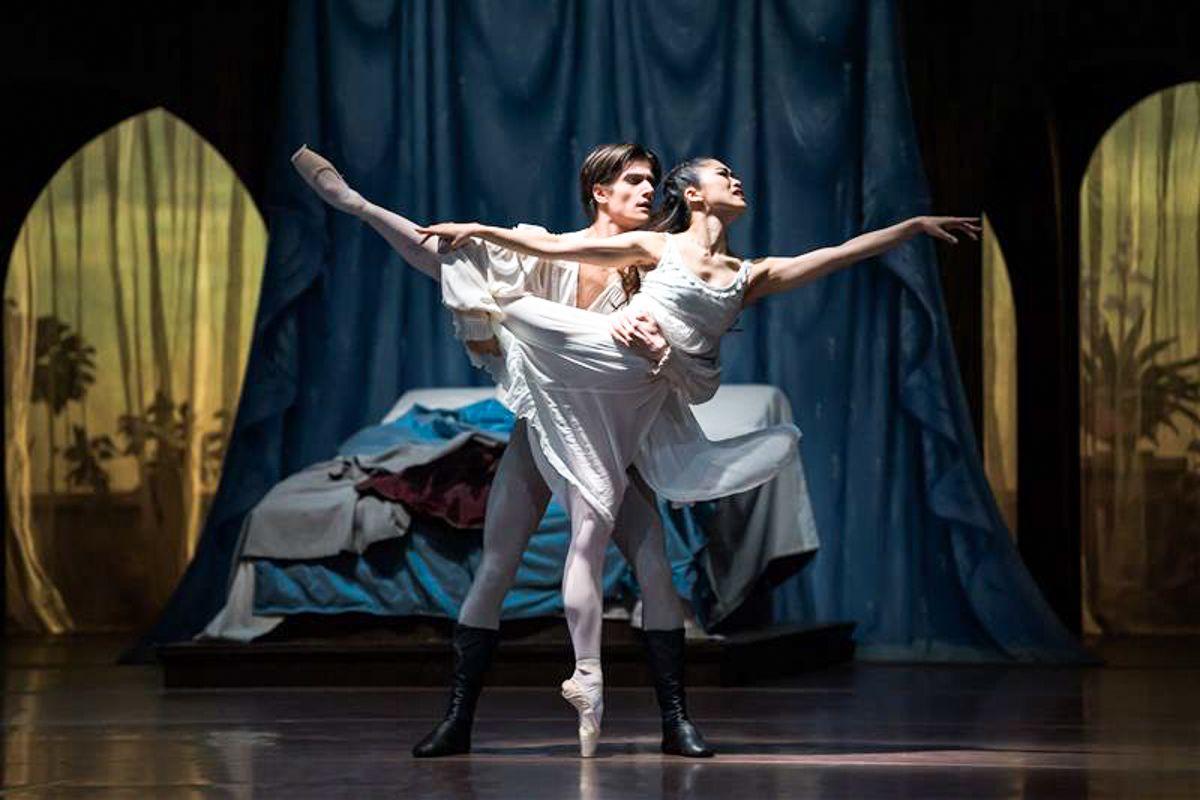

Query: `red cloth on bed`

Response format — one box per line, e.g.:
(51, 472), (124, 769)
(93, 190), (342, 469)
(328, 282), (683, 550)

(355, 437), (505, 529)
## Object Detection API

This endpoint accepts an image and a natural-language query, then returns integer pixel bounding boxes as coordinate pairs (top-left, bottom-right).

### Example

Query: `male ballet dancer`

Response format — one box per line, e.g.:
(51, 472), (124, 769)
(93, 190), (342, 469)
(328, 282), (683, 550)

(291, 142), (712, 758)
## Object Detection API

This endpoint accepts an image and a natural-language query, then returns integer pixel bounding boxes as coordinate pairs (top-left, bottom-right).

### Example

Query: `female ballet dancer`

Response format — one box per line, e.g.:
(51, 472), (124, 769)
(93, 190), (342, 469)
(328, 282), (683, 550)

(417, 157), (978, 755)
(292, 145), (714, 758)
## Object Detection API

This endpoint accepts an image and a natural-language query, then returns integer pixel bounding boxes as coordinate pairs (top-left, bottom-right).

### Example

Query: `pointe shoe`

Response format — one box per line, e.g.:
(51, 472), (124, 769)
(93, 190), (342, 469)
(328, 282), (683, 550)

(560, 677), (603, 758)
(290, 144), (366, 214)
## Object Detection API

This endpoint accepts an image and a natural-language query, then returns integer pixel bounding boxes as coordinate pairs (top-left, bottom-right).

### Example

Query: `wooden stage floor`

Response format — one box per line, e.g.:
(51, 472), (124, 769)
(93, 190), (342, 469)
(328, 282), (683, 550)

(3, 636), (1198, 798)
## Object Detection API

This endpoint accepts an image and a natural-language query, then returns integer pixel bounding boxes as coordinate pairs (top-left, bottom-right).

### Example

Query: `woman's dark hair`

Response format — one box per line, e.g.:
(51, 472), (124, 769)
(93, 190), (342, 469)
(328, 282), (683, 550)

(647, 158), (712, 234)
(618, 157), (715, 301)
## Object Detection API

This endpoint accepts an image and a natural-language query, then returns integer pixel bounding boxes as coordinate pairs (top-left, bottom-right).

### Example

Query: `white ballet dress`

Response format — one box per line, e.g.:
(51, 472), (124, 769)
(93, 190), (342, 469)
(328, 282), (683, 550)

(441, 232), (801, 525)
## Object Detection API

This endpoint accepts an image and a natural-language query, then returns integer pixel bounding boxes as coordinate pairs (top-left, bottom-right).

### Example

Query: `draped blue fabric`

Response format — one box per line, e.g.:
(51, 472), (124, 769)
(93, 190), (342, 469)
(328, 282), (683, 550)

(253, 401), (700, 622)
(136, 0), (1090, 662)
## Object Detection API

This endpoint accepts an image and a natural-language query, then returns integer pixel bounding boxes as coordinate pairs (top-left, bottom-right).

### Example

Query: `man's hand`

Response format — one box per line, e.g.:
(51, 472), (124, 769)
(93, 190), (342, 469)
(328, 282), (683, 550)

(466, 336), (501, 357)
(609, 307), (668, 361)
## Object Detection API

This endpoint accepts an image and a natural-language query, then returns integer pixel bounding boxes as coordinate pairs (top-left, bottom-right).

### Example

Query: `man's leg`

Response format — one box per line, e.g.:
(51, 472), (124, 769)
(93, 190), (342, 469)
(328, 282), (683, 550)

(458, 419), (553, 629)
(610, 471), (714, 758)
(610, 471), (684, 631)
(413, 418), (552, 757)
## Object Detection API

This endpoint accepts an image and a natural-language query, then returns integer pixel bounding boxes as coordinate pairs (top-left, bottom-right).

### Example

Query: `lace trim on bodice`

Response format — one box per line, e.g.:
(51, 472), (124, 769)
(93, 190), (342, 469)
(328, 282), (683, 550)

(657, 234), (750, 298)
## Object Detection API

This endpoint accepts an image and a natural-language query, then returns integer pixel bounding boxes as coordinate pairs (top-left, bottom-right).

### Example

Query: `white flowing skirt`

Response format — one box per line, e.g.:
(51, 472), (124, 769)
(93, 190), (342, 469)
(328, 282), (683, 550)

(479, 295), (800, 525)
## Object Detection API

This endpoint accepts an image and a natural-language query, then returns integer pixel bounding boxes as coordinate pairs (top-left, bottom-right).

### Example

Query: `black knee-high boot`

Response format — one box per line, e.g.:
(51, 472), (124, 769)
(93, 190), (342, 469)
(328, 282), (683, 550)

(412, 624), (500, 757)
(643, 628), (714, 757)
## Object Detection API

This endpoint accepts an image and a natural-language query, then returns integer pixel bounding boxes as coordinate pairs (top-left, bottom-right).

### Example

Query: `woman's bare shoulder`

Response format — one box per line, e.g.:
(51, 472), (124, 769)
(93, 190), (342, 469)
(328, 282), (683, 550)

(624, 230), (668, 259)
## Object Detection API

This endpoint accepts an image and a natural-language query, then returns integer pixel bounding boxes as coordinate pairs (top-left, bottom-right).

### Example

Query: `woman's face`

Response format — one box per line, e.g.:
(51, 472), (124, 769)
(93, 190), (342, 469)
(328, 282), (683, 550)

(691, 160), (747, 217)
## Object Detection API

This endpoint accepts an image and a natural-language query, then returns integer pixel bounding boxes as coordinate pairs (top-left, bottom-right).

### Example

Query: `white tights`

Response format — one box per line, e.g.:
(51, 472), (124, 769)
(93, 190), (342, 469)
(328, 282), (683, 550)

(559, 485), (615, 659)
(457, 419), (683, 656)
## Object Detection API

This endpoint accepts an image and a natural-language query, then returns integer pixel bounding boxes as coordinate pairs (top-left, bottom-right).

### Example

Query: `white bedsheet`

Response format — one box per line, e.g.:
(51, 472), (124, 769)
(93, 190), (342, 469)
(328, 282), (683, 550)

(383, 383), (795, 439)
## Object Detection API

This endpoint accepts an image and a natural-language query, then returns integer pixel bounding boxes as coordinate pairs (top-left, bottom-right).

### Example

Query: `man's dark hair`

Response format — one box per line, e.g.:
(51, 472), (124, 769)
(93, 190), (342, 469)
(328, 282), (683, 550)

(578, 143), (661, 220)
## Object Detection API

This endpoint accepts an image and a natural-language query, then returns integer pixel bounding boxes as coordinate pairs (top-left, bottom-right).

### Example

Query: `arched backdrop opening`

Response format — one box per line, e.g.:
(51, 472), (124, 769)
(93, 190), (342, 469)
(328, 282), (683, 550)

(1079, 83), (1200, 635)
(4, 107), (267, 633)
(981, 214), (1018, 540)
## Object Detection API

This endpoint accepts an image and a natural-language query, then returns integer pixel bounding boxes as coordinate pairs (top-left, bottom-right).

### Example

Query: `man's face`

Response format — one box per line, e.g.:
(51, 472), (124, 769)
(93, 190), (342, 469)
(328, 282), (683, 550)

(594, 159), (656, 230)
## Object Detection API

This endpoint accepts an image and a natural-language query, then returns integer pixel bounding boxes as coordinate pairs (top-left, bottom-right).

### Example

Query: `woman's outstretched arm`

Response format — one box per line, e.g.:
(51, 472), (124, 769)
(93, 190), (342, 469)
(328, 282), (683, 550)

(417, 223), (664, 269)
(743, 216), (979, 305)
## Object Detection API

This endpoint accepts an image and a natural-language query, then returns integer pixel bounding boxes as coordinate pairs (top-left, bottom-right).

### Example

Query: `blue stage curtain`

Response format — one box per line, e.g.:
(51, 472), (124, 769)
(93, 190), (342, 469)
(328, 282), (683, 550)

(133, 0), (1089, 662)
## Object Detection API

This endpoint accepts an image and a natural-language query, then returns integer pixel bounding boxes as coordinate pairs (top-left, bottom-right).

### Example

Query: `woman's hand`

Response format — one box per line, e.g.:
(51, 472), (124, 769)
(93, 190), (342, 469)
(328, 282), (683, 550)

(416, 222), (482, 251)
(609, 307), (668, 361)
(914, 216), (981, 244)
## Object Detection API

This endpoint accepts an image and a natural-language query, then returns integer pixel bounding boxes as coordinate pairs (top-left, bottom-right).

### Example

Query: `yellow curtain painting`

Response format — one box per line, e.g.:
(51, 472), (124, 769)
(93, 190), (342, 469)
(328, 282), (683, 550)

(4, 108), (267, 632)
(1079, 83), (1200, 635)
(982, 215), (1018, 540)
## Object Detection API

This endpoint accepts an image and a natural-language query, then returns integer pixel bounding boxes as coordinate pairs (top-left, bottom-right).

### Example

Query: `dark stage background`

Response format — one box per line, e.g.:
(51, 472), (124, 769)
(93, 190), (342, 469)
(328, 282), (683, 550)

(2, 1), (1198, 654)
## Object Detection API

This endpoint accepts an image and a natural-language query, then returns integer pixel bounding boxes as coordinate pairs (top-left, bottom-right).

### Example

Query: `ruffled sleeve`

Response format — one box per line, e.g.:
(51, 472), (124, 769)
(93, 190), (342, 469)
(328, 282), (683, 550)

(440, 224), (554, 341)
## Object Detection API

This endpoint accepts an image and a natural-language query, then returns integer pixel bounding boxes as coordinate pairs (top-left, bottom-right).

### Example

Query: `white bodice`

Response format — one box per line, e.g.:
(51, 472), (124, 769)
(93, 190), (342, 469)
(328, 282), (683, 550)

(630, 235), (750, 360)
